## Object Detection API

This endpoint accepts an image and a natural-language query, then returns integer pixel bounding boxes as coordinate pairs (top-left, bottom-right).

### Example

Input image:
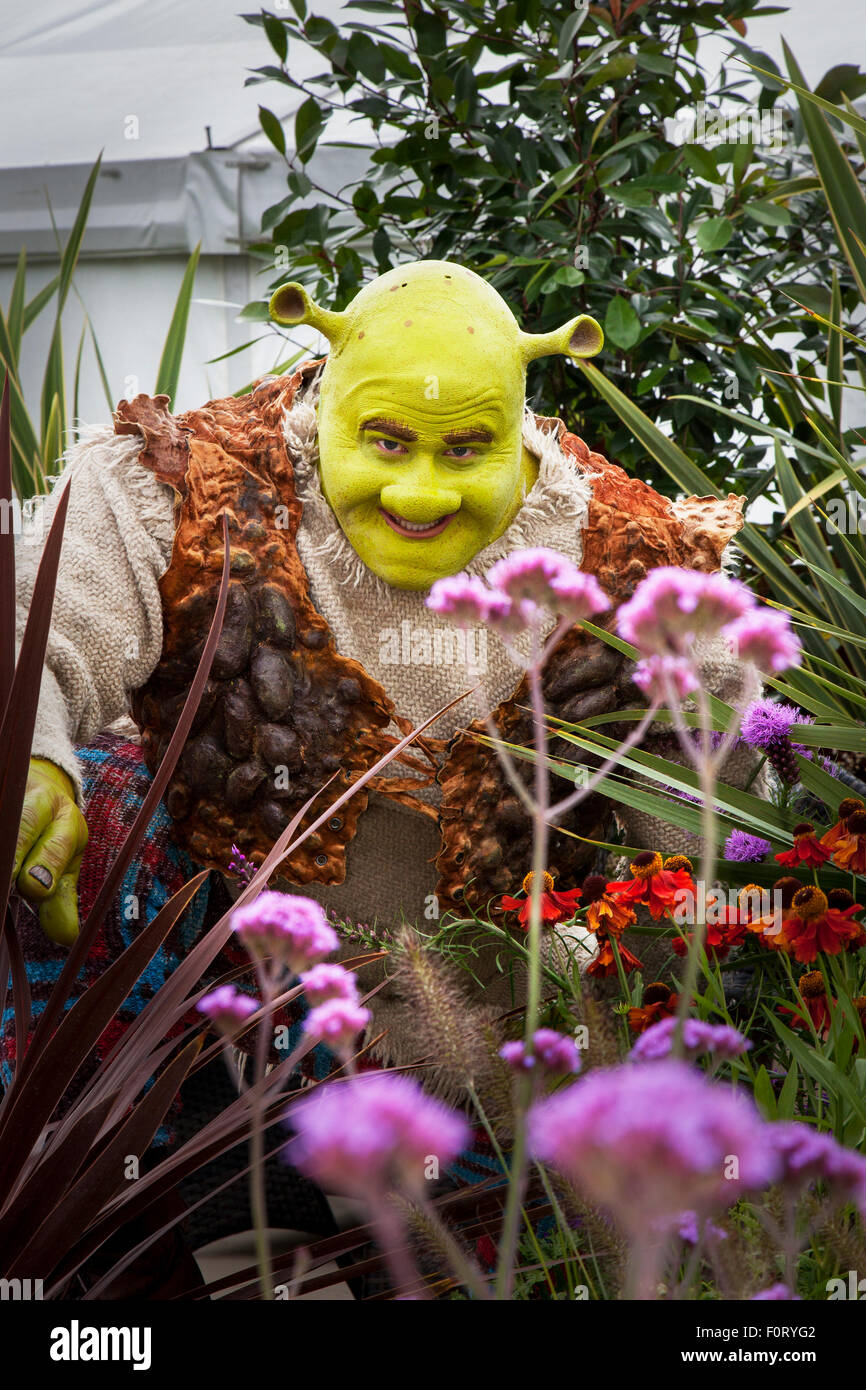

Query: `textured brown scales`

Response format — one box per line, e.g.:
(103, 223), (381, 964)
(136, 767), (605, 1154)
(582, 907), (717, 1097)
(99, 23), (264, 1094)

(115, 369), (743, 912)
(118, 365), (410, 884)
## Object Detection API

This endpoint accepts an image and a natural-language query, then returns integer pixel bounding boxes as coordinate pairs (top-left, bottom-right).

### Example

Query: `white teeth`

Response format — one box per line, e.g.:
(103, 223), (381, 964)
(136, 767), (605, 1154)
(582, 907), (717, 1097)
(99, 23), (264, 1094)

(389, 514), (443, 532)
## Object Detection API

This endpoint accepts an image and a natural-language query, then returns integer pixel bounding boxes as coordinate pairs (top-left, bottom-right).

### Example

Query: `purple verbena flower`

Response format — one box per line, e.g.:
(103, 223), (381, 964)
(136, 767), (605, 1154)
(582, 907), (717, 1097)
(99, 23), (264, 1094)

(725, 607), (801, 674)
(724, 830), (772, 863)
(528, 1060), (778, 1235)
(751, 1283), (800, 1300)
(228, 844), (257, 885)
(769, 1122), (866, 1215)
(500, 1028), (582, 1075)
(303, 998), (371, 1056)
(630, 1017), (751, 1064)
(197, 984), (258, 1033)
(616, 568), (753, 658)
(231, 892), (339, 973)
(675, 1209), (728, 1245)
(300, 962), (359, 1006)
(288, 1073), (469, 1196)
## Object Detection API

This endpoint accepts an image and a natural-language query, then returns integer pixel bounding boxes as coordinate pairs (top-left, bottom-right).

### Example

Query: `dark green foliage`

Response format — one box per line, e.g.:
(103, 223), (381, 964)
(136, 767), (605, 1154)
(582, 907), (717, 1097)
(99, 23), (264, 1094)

(244, 0), (862, 494)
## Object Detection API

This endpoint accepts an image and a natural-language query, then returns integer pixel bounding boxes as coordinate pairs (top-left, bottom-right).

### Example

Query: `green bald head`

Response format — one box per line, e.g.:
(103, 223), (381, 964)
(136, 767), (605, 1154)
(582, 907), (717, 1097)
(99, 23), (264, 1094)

(270, 260), (603, 590)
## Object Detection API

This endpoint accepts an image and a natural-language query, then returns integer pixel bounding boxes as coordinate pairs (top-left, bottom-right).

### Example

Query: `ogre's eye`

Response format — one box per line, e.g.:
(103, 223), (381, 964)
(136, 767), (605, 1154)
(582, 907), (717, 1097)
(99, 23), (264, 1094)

(444, 446), (476, 460)
(374, 438), (408, 456)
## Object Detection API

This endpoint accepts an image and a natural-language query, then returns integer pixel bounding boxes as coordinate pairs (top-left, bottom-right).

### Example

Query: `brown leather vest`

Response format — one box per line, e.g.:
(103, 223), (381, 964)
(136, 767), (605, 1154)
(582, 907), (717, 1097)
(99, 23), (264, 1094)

(114, 364), (742, 916)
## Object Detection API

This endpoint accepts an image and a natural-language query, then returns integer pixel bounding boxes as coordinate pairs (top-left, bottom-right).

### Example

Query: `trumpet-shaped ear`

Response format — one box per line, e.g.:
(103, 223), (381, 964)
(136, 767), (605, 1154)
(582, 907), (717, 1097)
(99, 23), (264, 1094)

(269, 281), (348, 345)
(519, 313), (604, 365)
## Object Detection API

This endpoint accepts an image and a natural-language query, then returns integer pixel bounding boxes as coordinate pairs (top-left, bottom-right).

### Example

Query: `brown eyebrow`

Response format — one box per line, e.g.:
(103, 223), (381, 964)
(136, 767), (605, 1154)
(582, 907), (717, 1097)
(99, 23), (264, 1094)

(442, 427), (494, 445)
(361, 417), (418, 442)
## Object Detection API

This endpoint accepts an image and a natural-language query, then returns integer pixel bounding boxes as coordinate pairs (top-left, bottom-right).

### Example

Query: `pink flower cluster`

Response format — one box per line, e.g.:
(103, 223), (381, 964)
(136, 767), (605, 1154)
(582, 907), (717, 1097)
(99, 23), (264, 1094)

(197, 984), (258, 1035)
(500, 1028), (582, 1075)
(427, 547), (608, 638)
(299, 962), (369, 1056)
(288, 1073), (469, 1196)
(769, 1122), (866, 1215)
(630, 1016), (751, 1063)
(303, 998), (371, 1057)
(616, 566), (800, 699)
(529, 1059), (779, 1236)
(230, 892), (339, 973)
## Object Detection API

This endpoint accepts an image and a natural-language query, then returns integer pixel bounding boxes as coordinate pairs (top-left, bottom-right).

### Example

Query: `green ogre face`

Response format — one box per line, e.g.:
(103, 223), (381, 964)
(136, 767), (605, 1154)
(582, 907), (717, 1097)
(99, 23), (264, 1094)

(270, 261), (604, 591)
(317, 362), (535, 592)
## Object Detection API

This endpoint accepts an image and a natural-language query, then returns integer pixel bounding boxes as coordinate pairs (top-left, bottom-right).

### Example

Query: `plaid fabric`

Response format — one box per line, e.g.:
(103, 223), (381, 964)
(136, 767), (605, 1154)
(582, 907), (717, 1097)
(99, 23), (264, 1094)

(1, 734), (332, 1141)
(2, 733), (505, 1181)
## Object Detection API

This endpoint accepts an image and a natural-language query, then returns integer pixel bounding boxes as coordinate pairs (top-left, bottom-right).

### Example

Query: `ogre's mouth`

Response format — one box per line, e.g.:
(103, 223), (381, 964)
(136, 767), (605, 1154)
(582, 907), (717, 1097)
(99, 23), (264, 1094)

(379, 508), (456, 539)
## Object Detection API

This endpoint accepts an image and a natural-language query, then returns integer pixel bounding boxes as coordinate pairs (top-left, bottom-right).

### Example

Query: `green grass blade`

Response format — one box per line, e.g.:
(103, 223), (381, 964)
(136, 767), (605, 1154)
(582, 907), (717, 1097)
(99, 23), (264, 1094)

(6, 249), (27, 364)
(784, 42), (866, 299)
(827, 269), (843, 434)
(23, 275), (60, 333)
(55, 154), (103, 314)
(154, 243), (201, 408)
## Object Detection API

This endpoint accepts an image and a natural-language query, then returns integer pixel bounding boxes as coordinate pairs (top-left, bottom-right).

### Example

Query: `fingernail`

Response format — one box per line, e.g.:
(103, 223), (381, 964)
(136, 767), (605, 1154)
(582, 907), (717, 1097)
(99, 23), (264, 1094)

(29, 865), (53, 889)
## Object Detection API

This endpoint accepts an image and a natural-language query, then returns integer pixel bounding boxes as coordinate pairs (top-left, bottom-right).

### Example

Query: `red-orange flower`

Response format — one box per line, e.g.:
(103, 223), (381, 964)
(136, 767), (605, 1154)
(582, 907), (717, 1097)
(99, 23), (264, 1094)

(582, 872), (638, 937)
(581, 872), (642, 975)
(746, 877), (799, 951)
(779, 886), (866, 963)
(586, 938), (643, 978)
(606, 851), (696, 921)
(779, 970), (834, 1039)
(500, 870), (583, 931)
(628, 981), (679, 1034)
(775, 821), (833, 869)
(830, 809), (866, 874)
(820, 797), (865, 853)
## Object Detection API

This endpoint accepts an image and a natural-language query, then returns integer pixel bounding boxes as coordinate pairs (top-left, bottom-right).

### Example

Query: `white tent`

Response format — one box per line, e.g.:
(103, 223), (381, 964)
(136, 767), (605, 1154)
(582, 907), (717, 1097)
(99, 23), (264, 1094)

(0, 0), (354, 423)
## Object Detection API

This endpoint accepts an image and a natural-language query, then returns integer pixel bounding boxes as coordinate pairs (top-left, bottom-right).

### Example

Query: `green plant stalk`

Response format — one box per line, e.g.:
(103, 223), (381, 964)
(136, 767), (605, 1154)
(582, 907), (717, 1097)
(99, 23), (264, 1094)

(251, 960), (275, 1300)
(495, 628), (548, 1299)
(416, 1194), (492, 1300)
(672, 687), (718, 1058)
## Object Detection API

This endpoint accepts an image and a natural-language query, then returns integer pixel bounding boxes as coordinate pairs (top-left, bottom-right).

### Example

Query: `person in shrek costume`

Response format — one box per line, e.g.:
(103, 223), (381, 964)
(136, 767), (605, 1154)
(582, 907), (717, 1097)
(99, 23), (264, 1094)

(11, 260), (754, 1078)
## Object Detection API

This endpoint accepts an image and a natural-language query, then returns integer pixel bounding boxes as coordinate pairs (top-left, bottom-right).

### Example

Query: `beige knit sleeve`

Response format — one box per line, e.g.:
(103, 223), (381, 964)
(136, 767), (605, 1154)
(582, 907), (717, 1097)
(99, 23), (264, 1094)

(15, 426), (177, 802)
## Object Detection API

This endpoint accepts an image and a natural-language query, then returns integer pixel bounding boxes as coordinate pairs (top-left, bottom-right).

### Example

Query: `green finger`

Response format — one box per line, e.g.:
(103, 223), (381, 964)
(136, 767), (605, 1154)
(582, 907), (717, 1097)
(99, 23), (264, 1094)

(38, 854), (83, 947)
(18, 804), (83, 902)
(13, 793), (53, 881)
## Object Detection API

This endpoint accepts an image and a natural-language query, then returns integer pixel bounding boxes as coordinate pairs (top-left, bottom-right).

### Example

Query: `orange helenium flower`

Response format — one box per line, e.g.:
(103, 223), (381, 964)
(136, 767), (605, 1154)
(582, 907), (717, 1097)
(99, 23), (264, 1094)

(775, 821), (832, 869)
(779, 886), (866, 963)
(779, 970), (833, 1038)
(500, 870), (583, 931)
(628, 981), (679, 1034)
(585, 893), (637, 937)
(830, 809), (866, 874)
(586, 938), (643, 978)
(820, 797), (865, 853)
(606, 850), (696, 921)
(749, 877), (800, 949)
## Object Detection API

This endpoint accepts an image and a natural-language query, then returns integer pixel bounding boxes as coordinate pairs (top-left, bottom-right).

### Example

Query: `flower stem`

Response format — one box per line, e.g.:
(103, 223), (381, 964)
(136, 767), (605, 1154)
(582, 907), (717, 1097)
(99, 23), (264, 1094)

(251, 960), (275, 1300)
(672, 685), (718, 1058)
(495, 623), (548, 1299)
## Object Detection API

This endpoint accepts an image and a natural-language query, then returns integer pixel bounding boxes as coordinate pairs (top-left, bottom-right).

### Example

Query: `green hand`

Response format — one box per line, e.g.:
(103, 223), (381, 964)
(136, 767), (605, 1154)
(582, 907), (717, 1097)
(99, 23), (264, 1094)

(13, 758), (88, 946)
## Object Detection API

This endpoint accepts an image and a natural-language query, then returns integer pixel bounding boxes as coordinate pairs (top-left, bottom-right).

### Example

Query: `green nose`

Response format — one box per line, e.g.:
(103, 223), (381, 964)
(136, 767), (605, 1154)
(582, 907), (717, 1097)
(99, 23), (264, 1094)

(379, 483), (462, 522)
